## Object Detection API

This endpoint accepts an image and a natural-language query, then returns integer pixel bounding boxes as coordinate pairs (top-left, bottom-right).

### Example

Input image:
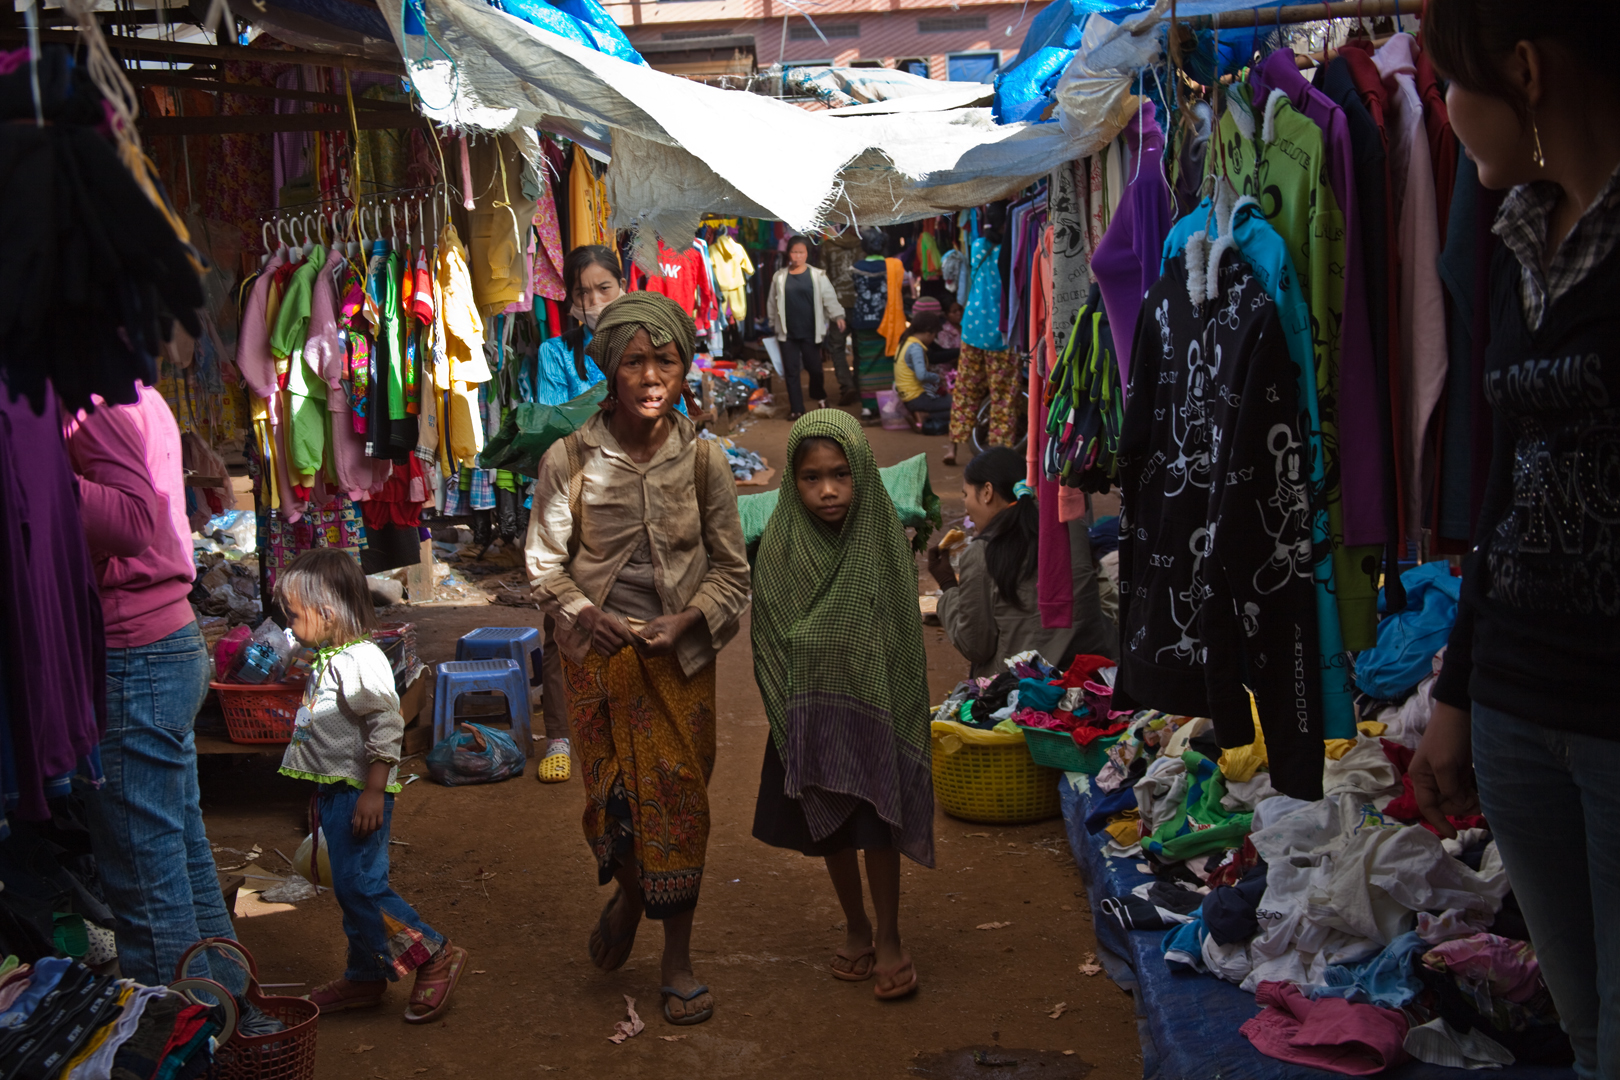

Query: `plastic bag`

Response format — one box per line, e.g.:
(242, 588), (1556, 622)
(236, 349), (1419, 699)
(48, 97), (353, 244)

(876, 389), (910, 431)
(426, 723), (526, 786)
(213, 625), (252, 682)
(203, 510), (257, 555)
(477, 383), (607, 478)
(1053, 4), (1164, 152)
(231, 618), (293, 684)
(1355, 562), (1461, 701)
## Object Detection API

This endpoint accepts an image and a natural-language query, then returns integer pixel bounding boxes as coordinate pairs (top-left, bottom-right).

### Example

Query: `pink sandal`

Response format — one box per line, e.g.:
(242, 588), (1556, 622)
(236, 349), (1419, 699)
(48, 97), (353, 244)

(405, 944), (468, 1024)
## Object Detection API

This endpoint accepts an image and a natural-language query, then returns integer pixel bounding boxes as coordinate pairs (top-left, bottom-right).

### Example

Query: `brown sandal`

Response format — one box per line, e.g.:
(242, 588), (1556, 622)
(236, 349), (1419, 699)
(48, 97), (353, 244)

(307, 977), (386, 1013)
(873, 957), (918, 1000)
(831, 947), (876, 982)
(404, 943), (467, 1024)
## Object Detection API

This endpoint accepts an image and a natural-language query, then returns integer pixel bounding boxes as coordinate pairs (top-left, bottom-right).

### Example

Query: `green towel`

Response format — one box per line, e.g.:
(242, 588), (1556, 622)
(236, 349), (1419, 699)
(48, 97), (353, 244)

(738, 451), (941, 556)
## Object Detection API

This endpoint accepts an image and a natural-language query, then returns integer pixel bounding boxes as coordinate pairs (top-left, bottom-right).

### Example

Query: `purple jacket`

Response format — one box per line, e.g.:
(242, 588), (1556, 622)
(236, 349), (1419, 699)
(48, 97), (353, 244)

(0, 383), (106, 821)
(1253, 50), (1387, 546)
(1091, 101), (1172, 389)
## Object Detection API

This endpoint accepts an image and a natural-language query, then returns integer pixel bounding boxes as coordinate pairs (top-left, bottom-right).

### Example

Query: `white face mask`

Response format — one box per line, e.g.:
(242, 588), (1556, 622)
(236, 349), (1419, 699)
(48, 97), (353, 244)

(570, 301), (609, 331)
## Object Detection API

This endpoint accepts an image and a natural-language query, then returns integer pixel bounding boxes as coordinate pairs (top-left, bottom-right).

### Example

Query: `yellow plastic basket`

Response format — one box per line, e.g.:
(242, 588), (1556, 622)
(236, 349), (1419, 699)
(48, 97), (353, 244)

(930, 719), (1062, 824)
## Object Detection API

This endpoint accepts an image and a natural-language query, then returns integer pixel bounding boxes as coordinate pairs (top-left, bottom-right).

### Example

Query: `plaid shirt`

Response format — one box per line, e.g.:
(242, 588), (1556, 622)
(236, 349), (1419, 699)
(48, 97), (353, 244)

(1494, 164), (1620, 331)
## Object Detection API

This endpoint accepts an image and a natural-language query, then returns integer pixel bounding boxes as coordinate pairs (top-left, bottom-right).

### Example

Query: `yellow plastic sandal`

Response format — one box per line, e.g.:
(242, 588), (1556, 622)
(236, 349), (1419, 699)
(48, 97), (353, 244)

(537, 747), (571, 783)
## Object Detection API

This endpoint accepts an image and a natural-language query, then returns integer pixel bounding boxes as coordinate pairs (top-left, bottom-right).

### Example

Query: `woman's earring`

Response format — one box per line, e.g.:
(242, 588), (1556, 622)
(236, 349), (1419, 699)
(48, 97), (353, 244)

(1531, 117), (1546, 168)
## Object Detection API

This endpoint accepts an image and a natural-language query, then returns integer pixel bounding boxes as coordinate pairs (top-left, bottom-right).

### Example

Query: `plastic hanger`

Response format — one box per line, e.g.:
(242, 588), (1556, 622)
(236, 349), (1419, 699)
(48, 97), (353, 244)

(261, 219), (276, 267)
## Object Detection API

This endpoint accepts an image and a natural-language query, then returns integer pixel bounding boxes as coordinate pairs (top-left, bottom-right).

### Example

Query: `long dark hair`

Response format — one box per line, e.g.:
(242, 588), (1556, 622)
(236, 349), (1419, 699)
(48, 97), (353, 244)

(963, 446), (1038, 609)
(1426, 0), (1620, 116)
(563, 245), (623, 379)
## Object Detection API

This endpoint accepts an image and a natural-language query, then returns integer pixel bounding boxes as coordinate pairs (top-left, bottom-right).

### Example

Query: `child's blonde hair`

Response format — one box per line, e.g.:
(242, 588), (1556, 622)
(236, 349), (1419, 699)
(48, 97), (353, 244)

(273, 549), (376, 645)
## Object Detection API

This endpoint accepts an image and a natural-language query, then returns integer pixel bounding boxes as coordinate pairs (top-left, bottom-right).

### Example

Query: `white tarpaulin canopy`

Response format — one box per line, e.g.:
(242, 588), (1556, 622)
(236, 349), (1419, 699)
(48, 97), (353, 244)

(381, 0), (1092, 246)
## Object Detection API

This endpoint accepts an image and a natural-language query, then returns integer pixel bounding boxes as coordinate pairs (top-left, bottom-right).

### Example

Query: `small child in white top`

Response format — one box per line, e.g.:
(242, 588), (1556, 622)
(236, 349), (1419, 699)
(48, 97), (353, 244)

(275, 549), (467, 1022)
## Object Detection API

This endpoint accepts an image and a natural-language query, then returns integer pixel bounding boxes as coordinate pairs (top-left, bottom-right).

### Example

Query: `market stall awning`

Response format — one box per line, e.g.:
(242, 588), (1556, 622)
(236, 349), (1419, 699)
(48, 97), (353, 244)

(381, 0), (1092, 244)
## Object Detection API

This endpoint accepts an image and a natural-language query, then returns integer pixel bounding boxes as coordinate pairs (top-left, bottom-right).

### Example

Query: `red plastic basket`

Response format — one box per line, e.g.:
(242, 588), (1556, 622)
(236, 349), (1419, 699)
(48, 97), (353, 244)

(210, 682), (305, 744)
(173, 938), (319, 1080)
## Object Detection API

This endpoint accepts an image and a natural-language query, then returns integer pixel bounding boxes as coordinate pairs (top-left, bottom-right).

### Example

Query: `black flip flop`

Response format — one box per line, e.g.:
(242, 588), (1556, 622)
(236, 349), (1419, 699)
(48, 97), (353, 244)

(587, 889), (639, 972)
(661, 984), (714, 1026)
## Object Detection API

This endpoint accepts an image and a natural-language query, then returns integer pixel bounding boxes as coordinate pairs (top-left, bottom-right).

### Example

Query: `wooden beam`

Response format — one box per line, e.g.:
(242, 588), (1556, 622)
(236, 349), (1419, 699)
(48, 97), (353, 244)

(126, 70), (413, 110)
(139, 110), (427, 135)
(1198, 0), (1422, 29)
(0, 27), (407, 75)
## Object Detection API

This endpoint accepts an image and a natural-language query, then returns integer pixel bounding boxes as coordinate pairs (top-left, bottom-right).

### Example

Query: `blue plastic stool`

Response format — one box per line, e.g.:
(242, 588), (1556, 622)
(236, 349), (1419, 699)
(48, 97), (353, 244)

(455, 626), (542, 686)
(433, 660), (532, 756)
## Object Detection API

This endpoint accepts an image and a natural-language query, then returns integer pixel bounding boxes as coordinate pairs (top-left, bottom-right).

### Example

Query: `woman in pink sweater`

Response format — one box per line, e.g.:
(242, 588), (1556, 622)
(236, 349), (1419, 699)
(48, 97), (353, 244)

(65, 385), (241, 989)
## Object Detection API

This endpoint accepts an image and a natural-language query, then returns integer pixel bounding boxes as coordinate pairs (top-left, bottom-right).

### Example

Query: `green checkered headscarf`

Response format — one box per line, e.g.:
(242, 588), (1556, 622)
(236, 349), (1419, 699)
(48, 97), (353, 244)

(585, 291), (696, 398)
(751, 410), (935, 866)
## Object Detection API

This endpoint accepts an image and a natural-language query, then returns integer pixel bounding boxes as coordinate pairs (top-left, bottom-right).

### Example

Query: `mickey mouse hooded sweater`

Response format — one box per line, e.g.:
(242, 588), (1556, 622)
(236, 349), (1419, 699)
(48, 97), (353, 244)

(1116, 235), (1324, 800)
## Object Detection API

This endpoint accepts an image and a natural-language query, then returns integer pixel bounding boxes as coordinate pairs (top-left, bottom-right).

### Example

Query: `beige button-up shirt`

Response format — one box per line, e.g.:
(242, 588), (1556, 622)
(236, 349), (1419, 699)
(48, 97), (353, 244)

(525, 412), (751, 677)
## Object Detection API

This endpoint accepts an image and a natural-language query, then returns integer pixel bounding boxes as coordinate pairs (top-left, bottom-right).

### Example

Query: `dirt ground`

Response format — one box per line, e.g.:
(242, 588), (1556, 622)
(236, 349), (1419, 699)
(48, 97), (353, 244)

(198, 398), (1142, 1079)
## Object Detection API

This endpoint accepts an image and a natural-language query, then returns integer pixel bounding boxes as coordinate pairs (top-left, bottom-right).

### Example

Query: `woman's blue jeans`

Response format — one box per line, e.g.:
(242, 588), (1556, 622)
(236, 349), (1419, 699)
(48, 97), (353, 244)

(1473, 704), (1619, 1078)
(81, 623), (242, 990)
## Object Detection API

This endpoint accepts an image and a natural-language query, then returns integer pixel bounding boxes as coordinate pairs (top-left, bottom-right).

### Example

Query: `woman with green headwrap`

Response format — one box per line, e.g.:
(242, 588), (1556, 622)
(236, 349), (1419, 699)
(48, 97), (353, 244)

(750, 410), (936, 1001)
(525, 291), (750, 1027)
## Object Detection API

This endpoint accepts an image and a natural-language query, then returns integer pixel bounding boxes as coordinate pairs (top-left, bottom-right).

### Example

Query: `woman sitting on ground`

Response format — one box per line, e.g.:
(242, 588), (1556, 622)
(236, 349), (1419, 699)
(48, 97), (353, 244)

(751, 411), (935, 1001)
(927, 447), (1115, 677)
(892, 310), (950, 427)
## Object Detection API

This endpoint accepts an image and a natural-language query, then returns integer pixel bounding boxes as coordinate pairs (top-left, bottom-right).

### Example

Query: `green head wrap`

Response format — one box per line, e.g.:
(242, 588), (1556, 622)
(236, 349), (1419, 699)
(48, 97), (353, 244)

(585, 292), (697, 401)
(749, 409), (935, 867)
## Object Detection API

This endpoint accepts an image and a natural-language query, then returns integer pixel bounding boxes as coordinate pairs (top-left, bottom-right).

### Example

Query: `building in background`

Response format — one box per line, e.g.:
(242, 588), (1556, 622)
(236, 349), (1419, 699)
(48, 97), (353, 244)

(605, 0), (1049, 84)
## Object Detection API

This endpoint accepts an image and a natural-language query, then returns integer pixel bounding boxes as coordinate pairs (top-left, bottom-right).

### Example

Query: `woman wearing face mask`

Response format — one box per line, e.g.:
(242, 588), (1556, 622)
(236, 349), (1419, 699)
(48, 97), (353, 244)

(766, 235), (845, 419)
(536, 246), (626, 407)
(1409, 4), (1620, 1073)
(528, 245), (629, 783)
(525, 293), (750, 1027)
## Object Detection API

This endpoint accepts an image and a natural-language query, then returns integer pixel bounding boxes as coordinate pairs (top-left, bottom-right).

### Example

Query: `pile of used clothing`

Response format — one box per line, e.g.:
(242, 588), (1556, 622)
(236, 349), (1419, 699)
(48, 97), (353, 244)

(935, 651), (1139, 746)
(0, 957), (222, 1079)
(1062, 561), (1573, 1070)
(1079, 727), (1573, 1068)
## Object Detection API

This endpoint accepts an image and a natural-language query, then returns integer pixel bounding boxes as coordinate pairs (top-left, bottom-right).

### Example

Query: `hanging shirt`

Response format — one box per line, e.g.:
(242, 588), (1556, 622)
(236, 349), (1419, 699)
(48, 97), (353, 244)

(1216, 82), (1378, 652)
(1091, 100), (1173, 388)
(710, 234), (754, 322)
(1253, 50), (1386, 550)
(1372, 33), (1451, 549)
(962, 236), (1007, 351)
(1117, 240), (1323, 801)
(1163, 191), (1355, 740)
(631, 240), (717, 319)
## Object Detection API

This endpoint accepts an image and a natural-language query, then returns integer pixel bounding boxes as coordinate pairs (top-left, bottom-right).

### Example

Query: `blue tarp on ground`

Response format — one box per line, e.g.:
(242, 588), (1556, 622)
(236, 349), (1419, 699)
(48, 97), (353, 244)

(1060, 778), (1577, 1080)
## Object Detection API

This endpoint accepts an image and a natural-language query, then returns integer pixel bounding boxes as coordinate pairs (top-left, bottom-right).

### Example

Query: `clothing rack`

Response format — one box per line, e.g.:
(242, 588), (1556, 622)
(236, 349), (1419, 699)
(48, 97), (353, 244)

(256, 184), (449, 262)
(1187, 0), (1424, 30)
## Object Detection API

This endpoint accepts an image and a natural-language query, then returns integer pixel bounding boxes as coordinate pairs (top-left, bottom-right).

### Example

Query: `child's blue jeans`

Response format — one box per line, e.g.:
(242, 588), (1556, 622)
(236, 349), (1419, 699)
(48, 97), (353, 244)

(316, 783), (444, 983)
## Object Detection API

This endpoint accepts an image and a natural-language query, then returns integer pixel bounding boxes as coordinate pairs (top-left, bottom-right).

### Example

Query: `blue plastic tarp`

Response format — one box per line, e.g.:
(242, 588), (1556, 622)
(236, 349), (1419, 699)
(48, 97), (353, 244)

(1060, 779), (1576, 1080)
(494, 0), (644, 65)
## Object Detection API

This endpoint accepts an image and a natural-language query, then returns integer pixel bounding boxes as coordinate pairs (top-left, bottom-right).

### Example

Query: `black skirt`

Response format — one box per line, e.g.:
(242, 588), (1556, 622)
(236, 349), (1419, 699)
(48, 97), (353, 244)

(752, 737), (895, 856)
